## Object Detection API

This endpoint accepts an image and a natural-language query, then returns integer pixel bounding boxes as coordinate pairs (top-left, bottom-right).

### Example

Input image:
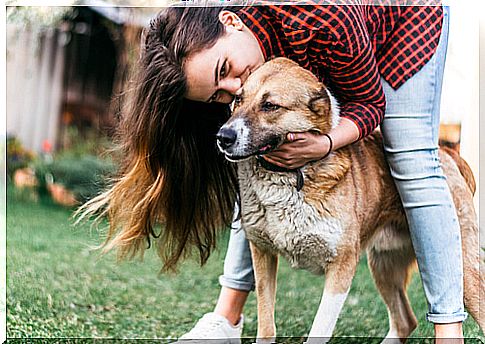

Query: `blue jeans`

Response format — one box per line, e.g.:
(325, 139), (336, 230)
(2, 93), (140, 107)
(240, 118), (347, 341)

(219, 6), (467, 324)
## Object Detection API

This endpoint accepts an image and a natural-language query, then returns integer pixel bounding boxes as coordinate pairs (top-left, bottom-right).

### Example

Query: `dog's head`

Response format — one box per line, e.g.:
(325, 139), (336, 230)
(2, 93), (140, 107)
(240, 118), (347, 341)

(216, 58), (339, 161)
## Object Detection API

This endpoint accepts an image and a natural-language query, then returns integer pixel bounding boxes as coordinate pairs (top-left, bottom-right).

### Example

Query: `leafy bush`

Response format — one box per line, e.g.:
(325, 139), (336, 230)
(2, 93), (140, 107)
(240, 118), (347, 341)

(6, 135), (35, 178)
(59, 126), (114, 158)
(34, 154), (116, 203)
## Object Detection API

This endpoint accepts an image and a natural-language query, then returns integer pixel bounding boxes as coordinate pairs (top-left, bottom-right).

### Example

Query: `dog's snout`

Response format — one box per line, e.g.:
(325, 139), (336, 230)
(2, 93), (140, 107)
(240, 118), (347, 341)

(217, 127), (237, 150)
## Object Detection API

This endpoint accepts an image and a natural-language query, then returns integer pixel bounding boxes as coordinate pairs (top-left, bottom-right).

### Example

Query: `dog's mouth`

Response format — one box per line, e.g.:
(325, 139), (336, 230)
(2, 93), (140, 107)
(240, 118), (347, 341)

(223, 136), (283, 162)
(256, 136), (281, 155)
(224, 153), (251, 162)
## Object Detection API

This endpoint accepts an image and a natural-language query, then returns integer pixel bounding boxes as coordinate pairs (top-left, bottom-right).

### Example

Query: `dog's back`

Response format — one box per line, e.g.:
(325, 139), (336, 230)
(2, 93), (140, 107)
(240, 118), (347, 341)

(218, 57), (483, 339)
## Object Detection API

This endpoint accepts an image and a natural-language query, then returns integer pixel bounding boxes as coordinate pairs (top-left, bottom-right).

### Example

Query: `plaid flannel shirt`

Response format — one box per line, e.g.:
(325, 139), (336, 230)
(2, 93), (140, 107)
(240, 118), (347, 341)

(237, 5), (443, 139)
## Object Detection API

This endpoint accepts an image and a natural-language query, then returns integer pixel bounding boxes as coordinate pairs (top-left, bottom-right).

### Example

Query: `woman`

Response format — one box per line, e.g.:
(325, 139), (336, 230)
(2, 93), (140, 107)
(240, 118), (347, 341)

(81, 2), (466, 342)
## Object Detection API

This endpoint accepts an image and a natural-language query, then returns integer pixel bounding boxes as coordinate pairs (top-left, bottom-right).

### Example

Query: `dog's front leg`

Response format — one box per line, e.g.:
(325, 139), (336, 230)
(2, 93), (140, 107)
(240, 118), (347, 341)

(306, 251), (358, 344)
(249, 241), (278, 343)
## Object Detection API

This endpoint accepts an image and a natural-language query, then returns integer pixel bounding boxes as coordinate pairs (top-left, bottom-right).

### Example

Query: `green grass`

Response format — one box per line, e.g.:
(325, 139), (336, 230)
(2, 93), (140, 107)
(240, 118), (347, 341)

(6, 188), (484, 342)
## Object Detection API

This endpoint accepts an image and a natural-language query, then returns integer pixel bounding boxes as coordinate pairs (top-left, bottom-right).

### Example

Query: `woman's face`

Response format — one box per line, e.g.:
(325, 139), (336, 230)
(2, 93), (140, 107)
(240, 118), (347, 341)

(184, 11), (264, 104)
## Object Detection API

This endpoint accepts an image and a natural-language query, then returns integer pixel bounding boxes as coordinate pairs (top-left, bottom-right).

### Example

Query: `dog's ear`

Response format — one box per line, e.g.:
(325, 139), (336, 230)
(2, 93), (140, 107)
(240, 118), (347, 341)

(308, 87), (331, 115)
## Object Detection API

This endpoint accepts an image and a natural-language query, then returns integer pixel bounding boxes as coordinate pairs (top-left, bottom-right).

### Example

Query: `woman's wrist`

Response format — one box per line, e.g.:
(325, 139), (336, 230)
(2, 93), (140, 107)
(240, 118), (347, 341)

(311, 133), (331, 161)
(321, 133), (333, 159)
(325, 118), (360, 151)
(316, 119), (359, 161)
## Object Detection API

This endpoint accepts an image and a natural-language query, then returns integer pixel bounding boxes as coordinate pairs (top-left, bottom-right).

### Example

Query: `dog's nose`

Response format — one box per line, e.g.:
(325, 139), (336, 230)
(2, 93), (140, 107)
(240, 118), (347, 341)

(217, 127), (237, 150)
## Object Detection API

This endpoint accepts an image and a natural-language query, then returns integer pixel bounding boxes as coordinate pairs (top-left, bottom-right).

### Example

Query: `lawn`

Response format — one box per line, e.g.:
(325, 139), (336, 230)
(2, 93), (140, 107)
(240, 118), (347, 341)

(6, 188), (484, 342)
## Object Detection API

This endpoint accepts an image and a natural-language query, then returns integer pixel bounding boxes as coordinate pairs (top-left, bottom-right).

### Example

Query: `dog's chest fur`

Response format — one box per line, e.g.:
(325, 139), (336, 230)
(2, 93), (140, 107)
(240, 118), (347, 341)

(238, 159), (343, 274)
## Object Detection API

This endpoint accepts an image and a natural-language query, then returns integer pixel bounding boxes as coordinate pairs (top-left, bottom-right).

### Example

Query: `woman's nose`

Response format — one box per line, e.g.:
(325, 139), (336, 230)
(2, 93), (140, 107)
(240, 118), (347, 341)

(219, 77), (242, 95)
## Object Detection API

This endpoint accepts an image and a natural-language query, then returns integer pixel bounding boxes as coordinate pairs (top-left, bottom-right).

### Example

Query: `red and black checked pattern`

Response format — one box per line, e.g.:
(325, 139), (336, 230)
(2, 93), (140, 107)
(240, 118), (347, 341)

(236, 5), (443, 139)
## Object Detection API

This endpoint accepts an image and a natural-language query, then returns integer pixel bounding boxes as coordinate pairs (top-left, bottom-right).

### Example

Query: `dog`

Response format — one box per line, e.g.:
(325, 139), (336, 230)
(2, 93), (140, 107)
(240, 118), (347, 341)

(216, 57), (483, 343)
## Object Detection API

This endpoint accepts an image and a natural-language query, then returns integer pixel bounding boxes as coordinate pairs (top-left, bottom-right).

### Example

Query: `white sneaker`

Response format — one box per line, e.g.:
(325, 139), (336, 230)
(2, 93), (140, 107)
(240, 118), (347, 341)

(178, 312), (244, 344)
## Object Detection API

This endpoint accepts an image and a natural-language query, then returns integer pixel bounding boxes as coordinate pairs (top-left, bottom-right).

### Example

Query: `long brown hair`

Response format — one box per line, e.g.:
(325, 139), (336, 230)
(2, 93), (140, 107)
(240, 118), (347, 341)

(77, 6), (239, 272)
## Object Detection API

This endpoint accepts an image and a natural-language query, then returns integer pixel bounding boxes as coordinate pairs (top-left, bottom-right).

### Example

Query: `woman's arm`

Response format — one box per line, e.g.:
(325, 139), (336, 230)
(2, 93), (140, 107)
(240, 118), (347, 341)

(264, 5), (384, 169)
(262, 118), (359, 169)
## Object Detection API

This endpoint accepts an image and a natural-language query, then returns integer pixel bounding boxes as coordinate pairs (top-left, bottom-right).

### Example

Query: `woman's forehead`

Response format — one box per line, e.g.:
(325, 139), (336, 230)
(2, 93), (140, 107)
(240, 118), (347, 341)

(184, 48), (219, 101)
(184, 34), (235, 100)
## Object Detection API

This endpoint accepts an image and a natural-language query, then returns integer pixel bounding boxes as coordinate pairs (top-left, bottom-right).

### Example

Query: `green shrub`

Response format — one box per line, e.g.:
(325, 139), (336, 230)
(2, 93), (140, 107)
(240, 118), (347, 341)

(33, 154), (116, 202)
(6, 135), (35, 178)
(59, 126), (113, 158)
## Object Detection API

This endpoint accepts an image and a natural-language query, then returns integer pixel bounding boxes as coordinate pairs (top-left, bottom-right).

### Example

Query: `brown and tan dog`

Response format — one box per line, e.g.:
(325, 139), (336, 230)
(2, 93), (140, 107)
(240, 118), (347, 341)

(216, 57), (483, 343)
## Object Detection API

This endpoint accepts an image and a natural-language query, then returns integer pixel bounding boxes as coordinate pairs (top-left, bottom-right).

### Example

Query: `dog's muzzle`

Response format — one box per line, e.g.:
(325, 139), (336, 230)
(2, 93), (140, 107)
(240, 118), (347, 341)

(217, 124), (305, 191)
(216, 127), (237, 150)
(217, 122), (283, 160)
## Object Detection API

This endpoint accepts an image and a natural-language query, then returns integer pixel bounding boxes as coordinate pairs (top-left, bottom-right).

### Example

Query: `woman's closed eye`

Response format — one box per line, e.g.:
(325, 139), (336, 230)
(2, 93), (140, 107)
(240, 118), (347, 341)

(220, 60), (227, 78)
(208, 60), (229, 103)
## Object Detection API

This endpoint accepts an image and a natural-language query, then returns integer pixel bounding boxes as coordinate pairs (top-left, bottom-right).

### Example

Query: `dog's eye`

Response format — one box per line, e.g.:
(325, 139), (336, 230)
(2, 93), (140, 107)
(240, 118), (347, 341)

(262, 102), (280, 112)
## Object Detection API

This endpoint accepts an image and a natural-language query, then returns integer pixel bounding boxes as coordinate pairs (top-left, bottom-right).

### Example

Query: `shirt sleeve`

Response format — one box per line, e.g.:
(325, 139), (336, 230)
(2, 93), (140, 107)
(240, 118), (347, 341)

(270, 4), (386, 139)
(284, 6), (386, 139)
(307, 7), (386, 140)
(322, 14), (385, 139)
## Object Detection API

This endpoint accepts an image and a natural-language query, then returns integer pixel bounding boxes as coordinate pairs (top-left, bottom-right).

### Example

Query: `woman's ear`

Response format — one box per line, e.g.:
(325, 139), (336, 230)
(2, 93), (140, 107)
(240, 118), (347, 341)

(218, 10), (244, 30)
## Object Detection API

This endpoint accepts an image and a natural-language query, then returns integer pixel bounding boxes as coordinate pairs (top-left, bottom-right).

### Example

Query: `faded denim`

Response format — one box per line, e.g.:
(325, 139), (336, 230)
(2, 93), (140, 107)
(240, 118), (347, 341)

(220, 6), (466, 324)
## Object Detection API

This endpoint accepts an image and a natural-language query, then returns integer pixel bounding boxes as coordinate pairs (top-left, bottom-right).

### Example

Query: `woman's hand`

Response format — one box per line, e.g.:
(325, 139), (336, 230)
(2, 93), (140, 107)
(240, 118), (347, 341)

(262, 118), (360, 169)
(262, 131), (331, 170)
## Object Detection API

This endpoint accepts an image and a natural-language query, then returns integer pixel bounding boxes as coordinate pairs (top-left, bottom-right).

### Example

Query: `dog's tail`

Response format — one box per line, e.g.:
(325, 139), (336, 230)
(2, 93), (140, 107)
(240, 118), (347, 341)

(440, 146), (476, 195)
